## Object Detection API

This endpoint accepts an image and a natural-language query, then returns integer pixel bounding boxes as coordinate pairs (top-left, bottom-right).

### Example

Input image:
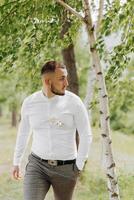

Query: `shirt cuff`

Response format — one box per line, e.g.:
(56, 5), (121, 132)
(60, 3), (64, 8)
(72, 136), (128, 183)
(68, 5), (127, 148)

(76, 159), (86, 171)
(13, 157), (21, 166)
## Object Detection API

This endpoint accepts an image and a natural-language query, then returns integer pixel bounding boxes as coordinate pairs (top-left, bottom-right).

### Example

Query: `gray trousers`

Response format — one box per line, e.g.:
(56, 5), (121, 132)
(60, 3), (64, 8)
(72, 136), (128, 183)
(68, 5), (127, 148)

(23, 153), (79, 200)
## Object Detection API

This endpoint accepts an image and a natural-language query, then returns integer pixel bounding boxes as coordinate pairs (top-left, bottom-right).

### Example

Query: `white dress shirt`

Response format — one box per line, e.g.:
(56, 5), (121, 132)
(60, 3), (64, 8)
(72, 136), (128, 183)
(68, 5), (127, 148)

(13, 90), (92, 170)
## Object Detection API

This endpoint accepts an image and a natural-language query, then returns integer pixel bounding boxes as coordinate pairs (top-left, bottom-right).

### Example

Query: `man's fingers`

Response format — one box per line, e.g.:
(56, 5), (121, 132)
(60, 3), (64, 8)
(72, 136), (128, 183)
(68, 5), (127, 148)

(12, 166), (21, 180)
(14, 171), (19, 179)
(13, 170), (18, 179)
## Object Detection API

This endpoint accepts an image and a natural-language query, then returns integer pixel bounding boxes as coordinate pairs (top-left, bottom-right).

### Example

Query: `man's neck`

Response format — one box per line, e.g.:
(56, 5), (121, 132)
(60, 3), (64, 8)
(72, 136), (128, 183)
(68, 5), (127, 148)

(42, 87), (55, 99)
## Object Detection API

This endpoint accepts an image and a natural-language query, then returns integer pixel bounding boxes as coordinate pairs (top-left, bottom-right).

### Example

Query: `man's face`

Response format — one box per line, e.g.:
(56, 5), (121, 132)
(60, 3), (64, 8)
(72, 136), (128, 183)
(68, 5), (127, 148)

(50, 68), (69, 96)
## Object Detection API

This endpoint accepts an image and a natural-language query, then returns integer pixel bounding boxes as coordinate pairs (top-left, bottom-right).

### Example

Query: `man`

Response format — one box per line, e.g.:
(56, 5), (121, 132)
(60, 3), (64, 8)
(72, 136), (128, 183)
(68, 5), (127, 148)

(12, 61), (92, 200)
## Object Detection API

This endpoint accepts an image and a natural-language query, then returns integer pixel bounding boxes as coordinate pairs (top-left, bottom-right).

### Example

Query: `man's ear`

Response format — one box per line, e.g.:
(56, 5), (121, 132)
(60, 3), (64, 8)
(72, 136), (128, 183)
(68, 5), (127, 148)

(45, 78), (51, 86)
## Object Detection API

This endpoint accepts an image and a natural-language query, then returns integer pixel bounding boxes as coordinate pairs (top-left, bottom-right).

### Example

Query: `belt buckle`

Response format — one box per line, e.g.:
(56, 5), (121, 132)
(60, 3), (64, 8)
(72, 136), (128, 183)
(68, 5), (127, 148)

(48, 160), (58, 166)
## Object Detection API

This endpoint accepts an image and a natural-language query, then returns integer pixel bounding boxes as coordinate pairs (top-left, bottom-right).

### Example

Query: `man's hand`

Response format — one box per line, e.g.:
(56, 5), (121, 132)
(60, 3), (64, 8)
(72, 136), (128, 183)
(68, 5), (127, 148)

(12, 165), (22, 180)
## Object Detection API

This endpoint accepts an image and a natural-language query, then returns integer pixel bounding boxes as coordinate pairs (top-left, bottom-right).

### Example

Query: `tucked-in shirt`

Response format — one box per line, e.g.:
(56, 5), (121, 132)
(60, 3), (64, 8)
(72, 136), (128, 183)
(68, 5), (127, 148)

(13, 90), (92, 170)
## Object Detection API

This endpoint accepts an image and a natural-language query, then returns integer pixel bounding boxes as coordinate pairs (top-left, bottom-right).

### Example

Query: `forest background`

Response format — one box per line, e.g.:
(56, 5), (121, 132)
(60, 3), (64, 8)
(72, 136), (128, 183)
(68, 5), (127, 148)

(0, 0), (134, 200)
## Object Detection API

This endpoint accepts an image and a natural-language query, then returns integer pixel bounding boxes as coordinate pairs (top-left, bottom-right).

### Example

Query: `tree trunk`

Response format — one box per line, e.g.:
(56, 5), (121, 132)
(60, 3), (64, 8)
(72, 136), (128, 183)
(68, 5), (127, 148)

(62, 44), (79, 148)
(96, 0), (104, 35)
(11, 105), (17, 127)
(84, 0), (104, 121)
(60, 5), (79, 95)
(0, 106), (2, 117)
(56, 0), (120, 199)
(60, 4), (79, 147)
(62, 44), (79, 95)
(84, 66), (96, 121)
(12, 109), (17, 127)
(83, 0), (120, 199)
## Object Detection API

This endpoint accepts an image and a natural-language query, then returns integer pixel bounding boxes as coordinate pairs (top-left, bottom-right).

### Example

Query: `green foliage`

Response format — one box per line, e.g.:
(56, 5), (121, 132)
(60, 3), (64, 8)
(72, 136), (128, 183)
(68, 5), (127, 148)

(0, 0), (82, 121)
(92, 0), (134, 133)
(98, 0), (134, 82)
(105, 53), (134, 134)
(108, 78), (134, 134)
(0, 0), (82, 93)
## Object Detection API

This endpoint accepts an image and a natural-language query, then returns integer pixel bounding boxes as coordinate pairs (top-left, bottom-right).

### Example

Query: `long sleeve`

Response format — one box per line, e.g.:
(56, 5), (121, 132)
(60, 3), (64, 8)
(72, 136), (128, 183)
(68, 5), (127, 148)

(13, 99), (31, 166)
(74, 99), (92, 170)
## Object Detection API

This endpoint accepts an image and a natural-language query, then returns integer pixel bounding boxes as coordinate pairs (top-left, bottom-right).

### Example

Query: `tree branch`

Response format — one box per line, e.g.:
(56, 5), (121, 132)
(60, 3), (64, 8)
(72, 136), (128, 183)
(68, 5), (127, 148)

(96, 0), (104, 35)
(55, 0), (85, 23)
(83, 0), (93, 29)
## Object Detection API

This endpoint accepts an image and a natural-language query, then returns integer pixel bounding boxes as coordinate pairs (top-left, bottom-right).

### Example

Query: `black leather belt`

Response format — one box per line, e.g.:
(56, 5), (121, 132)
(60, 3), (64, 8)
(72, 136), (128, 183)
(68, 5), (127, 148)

(31, 153), (76, 166)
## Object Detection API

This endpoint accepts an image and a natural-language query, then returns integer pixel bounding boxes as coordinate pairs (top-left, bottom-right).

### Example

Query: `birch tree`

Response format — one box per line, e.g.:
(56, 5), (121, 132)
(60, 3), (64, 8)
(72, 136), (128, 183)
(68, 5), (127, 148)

(84, 0), (104, 119)
(55, 0), (120, 199)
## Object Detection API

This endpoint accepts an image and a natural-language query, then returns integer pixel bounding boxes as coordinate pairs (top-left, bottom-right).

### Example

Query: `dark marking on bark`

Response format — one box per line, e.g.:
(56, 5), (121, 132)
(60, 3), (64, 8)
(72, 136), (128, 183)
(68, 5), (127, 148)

(107, 174), (114, 179)
(107, 187), (112, 192)
(109, 139), (112, 144)
(106, 116), (109, 120)
(108, 163), (116, 169)
(90, 47), (95, 52)
(91, 25), (95, 32)
(111, 193), (118, 197)
(83, 16), (89, 24)
(100, 110), (103, 114)
(114, 181), (118, 185)
(98, 88), (101, 90)
(97, 71), (102, 75)
(102, 94), (108, 98)
(101, 134), (107, 137)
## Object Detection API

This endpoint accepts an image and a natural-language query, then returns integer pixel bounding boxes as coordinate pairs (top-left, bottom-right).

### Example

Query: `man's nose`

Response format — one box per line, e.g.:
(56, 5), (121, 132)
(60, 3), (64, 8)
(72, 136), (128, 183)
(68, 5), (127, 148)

(65, 78), (69, 87)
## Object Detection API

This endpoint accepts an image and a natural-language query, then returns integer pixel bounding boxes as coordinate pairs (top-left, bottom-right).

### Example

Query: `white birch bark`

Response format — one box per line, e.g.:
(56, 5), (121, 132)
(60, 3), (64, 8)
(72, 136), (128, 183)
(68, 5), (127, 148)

(84, 66), (96, 121)
(55, 0), (120, 199)
(83, 1), (120, 199)
(84, 0), (104, 120)
(96, 0), (104, 35)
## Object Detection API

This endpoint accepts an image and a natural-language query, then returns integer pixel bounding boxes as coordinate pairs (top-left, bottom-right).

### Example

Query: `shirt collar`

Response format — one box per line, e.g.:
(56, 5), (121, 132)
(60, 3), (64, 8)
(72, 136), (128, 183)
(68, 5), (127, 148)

(40, 88), (58, 101)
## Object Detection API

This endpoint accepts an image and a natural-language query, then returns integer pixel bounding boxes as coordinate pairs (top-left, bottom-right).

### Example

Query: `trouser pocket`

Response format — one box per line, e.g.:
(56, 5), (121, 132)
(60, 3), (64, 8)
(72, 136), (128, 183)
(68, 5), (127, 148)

(73, 163), (81, 176)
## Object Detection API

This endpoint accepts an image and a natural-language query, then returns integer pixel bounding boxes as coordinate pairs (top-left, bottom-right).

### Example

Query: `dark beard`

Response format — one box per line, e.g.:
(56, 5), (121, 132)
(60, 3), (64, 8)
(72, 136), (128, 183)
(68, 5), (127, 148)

(51, 84), (65, 96)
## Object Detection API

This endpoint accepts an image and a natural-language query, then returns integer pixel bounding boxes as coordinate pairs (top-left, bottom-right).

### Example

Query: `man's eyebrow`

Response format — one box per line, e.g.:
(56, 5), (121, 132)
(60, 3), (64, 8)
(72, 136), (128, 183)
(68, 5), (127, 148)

(58, 76), (66, 79)
(59, 74), (68, 77)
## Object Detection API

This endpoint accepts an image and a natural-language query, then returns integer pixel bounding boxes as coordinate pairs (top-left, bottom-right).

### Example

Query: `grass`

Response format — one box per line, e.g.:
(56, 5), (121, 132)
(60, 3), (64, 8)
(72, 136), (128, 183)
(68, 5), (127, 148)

(0, 117), (134, 200)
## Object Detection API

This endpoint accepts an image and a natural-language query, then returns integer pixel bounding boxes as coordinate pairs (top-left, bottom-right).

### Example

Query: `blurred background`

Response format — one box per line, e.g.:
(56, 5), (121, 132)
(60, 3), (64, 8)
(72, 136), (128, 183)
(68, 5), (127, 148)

(0, 0), (134, 199)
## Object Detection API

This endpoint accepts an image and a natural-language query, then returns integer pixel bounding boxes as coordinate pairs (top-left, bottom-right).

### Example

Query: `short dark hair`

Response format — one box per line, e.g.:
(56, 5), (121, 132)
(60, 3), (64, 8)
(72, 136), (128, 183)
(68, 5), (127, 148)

(41, 61), (66, 75)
